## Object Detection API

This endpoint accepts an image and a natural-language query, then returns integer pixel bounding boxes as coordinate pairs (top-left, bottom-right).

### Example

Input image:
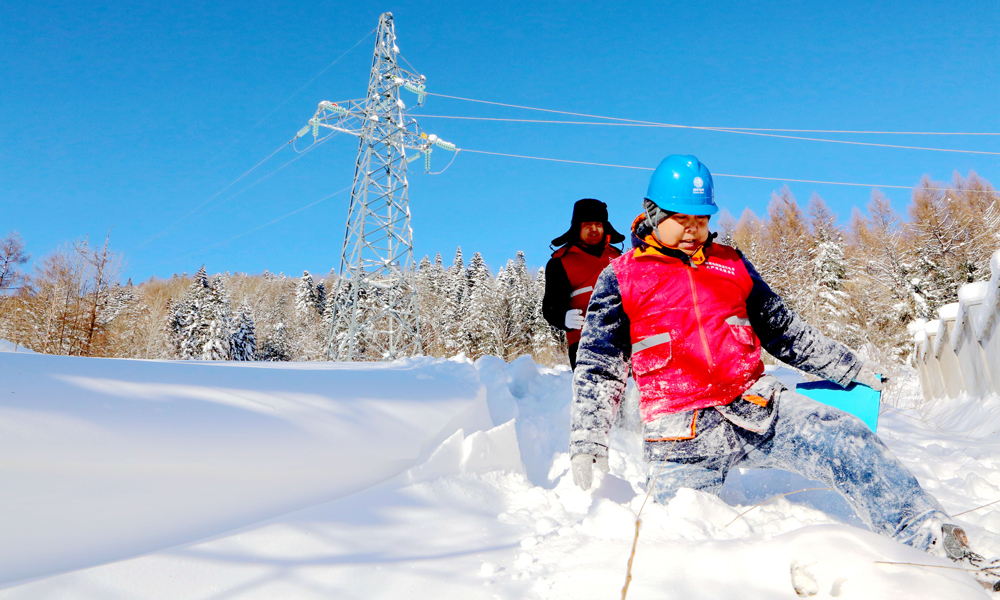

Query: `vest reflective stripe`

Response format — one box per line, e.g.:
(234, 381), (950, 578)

(613, 242), (765, 421)
(632, 332), (671, 354)
(552, 243), (621, 347)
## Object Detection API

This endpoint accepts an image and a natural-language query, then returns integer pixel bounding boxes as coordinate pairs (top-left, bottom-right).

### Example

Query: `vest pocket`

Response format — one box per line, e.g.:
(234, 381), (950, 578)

(631, 331), (672, 376)
(725, 315), (756, 346)
(643, 409), (697, 441)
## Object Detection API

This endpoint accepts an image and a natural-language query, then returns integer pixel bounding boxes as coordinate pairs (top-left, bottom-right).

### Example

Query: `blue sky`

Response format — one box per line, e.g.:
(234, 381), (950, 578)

(3, 0), (999, 282)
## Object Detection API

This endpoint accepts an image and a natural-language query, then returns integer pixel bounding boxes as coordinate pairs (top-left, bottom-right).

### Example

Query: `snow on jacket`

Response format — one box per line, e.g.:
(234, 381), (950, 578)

(622, 228), (764, 420)
(542, 240), (622, 346)
(569, 215), (864, 459)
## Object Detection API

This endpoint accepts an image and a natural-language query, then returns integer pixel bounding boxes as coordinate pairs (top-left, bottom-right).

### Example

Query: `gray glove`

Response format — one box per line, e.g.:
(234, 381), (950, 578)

(571, 452), (609, 490)
(565, 309), (585, 330)
(854, 360), (888, 391)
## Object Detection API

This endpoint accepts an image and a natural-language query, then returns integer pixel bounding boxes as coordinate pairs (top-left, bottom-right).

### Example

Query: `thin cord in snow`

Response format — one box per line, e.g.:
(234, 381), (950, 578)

(423, 92), (1000, 136)
(725, 487), (835, 528)
(622, 440), (676, 600)
(874, 561), (990, 573)
(952, 498), (1000, 518)
(886, 433), (912, 447)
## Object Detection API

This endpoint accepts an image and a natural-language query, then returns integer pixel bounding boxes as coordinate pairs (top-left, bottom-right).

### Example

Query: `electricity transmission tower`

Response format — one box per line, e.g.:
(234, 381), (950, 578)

(295, 12), (456, 361)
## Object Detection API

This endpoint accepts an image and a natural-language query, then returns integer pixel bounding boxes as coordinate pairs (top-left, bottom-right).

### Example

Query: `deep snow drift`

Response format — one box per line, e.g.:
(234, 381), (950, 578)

(1, 352), (999, 599)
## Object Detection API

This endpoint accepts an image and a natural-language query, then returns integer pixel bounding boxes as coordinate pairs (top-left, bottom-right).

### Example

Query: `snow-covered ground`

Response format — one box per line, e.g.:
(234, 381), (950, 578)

(1, 352), (999, 599)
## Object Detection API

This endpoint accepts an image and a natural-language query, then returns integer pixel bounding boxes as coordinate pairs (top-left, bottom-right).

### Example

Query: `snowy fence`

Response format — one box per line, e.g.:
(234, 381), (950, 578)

(913, 249), (1000, 402)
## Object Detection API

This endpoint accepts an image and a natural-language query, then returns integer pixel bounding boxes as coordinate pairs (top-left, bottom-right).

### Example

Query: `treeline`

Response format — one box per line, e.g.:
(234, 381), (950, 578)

(720, 171), (1000, 363)
(0, 239), (569, 365)
(2, 170), (998, 366)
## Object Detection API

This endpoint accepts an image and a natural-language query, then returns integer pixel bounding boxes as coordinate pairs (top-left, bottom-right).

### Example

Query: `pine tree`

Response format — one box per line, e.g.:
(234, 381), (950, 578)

(491, 261), (519, 360)
(258, 322), (291, 361)
(165, 267), (235, 360)
(295, 271), (318, 318)
(441, 247), (467, 355)
(230, 303), (257, 361)
(314, 281), (326, 315)
(201, 274), (233, 360)
(459, 252), (495, 359)
(167, 266), (209, 359)
(803, 194), (852, 342)
(530, 266), (566, 365)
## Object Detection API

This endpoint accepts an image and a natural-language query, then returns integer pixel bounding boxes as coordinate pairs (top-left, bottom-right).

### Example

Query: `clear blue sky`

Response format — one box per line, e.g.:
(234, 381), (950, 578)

(3, 0), (999, 282)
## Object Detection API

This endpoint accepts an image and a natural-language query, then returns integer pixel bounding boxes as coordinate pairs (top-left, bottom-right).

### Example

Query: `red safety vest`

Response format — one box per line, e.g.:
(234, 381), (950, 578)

(552, 240), (621, 346)
(613, 240), (764, 422)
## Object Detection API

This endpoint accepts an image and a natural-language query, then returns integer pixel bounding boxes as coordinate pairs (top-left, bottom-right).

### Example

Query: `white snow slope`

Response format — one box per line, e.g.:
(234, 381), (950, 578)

(2, 352), (1000, 599)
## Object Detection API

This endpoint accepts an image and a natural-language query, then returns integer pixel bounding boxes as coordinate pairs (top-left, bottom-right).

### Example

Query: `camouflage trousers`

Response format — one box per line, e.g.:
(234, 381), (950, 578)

(644, 375), (947, 550)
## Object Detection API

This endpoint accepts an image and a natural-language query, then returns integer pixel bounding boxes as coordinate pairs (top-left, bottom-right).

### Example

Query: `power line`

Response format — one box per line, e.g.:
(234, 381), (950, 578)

(143, 185), (352, 270)
(195, 132), (339, 221)
(461, 148), (654, 171)
(459, 147), (985, 193)
(205, 28), (376, 165)
(244, 30), (376, 133)
(424, 92), (1000, 136)
(131, 130), (341, 253)
(415, 112), (1000, 156)
(190, 186), (352, 257)
(130, 139), (295, 251)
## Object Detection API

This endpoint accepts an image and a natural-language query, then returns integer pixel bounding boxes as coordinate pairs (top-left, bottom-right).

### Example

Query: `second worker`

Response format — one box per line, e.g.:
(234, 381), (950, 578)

(542, 198), (625, 369)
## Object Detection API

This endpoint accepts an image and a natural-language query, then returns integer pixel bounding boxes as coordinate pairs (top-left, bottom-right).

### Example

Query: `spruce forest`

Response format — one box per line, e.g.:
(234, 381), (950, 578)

(2, 172), (998, 369)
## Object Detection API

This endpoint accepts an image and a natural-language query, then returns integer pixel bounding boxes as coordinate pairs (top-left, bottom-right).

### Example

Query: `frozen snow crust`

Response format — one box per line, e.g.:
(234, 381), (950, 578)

(2, 353), (999, 598)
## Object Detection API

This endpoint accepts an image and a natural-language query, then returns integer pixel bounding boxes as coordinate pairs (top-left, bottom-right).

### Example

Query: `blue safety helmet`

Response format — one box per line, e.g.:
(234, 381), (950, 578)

(645, 155), (718, 216)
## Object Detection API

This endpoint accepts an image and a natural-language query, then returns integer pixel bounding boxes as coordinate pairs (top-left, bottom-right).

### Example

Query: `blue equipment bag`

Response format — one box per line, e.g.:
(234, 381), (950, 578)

(795, 380), (881, 432)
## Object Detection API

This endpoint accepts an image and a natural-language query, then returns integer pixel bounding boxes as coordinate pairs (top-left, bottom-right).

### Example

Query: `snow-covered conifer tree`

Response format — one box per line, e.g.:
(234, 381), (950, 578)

(459, 252), (495, 359)
(295, 271), (318, 318)
(230, 303), (257, 361)
(258, 322), (291, 361)
(314, 281), (326, 315)
(530, 266), (566, 365)
(440, 247), (467, 355)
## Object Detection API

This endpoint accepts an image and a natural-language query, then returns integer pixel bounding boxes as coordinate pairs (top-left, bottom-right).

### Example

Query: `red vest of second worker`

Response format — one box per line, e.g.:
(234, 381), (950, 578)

(551, 241), (621, 346)
(612, 242), (765, 422)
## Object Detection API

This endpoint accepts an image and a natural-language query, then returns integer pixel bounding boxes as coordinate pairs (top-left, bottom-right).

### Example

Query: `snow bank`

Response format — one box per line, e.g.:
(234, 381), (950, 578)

(3, 354), (999, 599)
(0, 352), (492, 585)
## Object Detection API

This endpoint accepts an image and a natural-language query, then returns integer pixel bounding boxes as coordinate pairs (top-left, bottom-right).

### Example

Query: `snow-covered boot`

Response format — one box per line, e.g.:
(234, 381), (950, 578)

(936, 524), (1000, 592)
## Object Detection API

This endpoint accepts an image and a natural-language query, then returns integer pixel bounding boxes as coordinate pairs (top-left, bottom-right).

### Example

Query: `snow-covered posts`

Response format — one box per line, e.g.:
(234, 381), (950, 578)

(952, 282), (994, 399)
(920, 320), (947, 401)
(912, 328), (932, 403)
(973, 249), (1000, 396)
(933, 304), (966, 399)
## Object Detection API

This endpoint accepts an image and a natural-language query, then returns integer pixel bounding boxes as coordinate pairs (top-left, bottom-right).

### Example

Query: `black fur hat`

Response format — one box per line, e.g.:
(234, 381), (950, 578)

(551, 198), (626, 247)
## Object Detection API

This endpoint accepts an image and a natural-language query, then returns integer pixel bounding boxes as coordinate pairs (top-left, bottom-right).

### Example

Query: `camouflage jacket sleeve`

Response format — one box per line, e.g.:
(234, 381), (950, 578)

(741, 255), (863, 387)
(569, 264), (632, 458)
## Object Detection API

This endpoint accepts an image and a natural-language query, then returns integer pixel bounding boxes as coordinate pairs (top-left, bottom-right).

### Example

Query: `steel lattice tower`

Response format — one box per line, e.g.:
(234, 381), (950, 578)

(295, 13), (455, 361)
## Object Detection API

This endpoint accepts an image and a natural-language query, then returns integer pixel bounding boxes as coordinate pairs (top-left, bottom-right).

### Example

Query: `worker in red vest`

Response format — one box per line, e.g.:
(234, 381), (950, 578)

(542, 199), (625, 369)
(567, 155), (1000, 590)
